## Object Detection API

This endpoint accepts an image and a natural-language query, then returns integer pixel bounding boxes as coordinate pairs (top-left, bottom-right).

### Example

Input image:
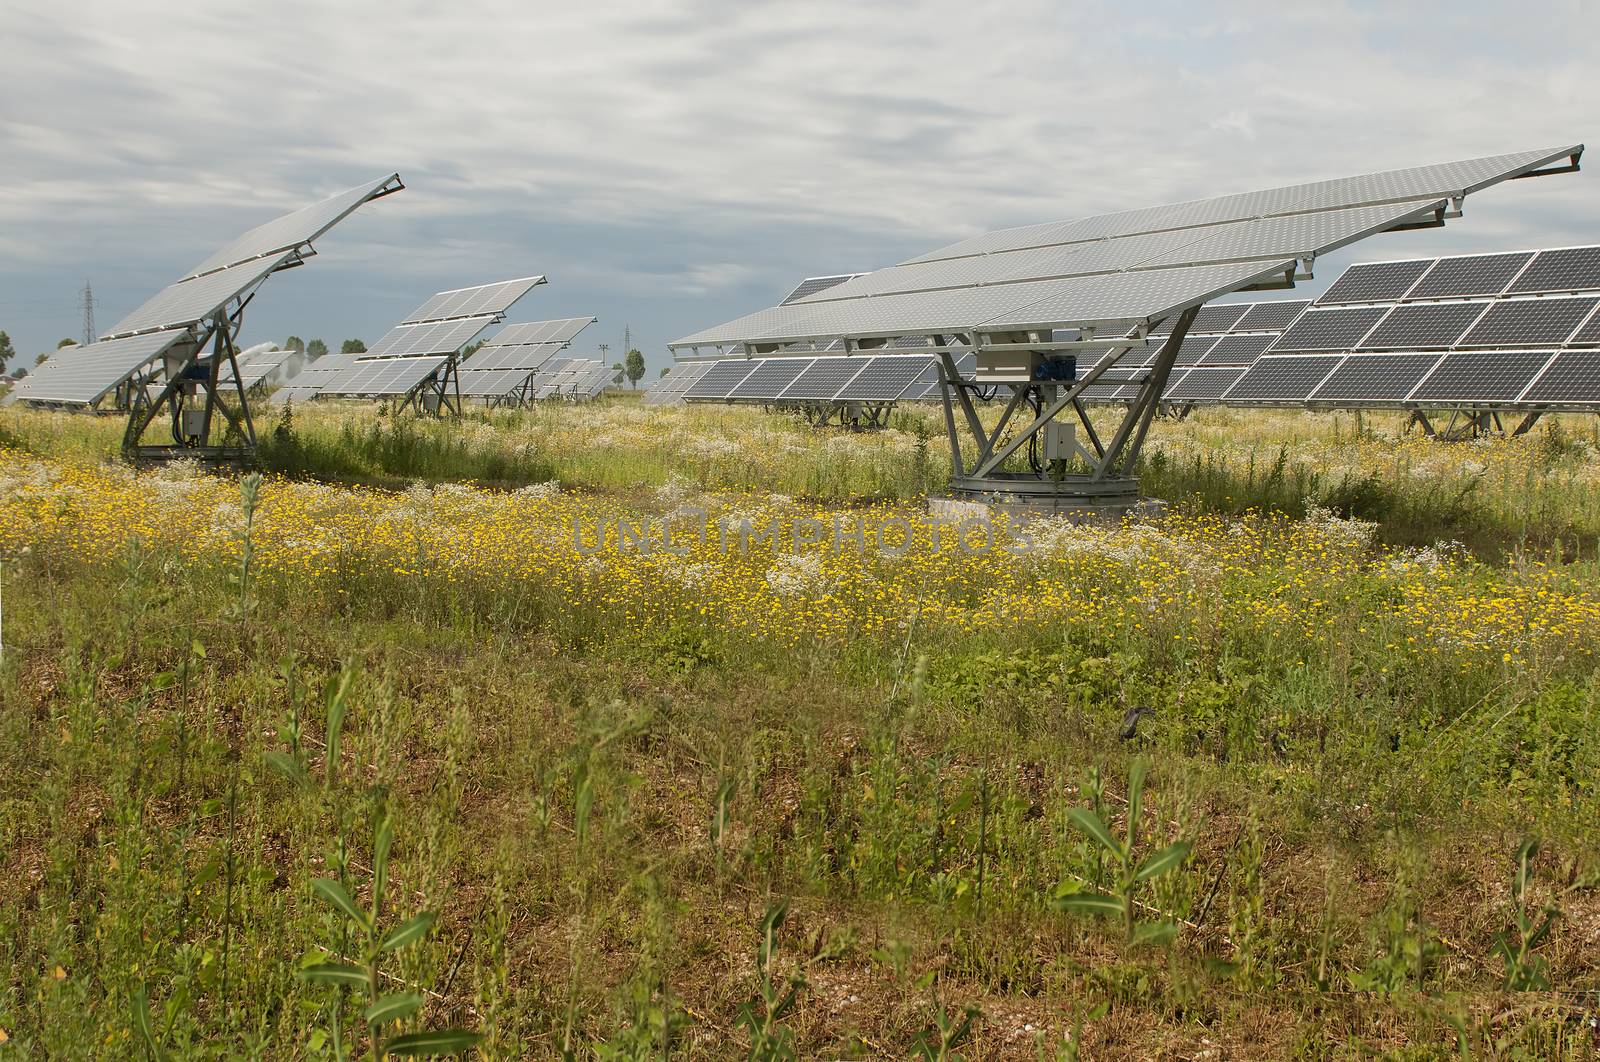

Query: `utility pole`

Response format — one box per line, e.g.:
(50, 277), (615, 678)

(81, 280), (97, 345)
(599, 343), (610, 363)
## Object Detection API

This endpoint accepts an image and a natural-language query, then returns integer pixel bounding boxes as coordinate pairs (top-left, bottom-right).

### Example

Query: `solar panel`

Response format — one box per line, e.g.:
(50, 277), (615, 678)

(1152, 303), (1250, 336)
(898, 147), (1571, 266)
(1458, 297), (1598, 346)
(1271, 307), (1386, 352)
(1235, 300), (1312, 332)
(1409, 351), (1555, 403)
(838, 356), (938, 401)
(1169, 335), (1218, 366)
(1165, 367), (1244, 400)
(4, 329), (194, 406)
(685, 359), (760, 400)
(781, 274), (863, 305)
(729, 358), (815, 399)
(780, 358), (869, 400)
(1407, 251), (1535, 299)
(1201, 334), (1276, 365)
(1315, 259), (1432, 304)
(1077, 381), (1130, 402)
(457, 368), (536, 397)
(105, 253), (293, 338)
(464, 345), (552, 371)
(401, 277), (548, 323)
(675, 147), (1580, 352)
(481, 317), (596, 349)
(1356, 302), (1488, 349)
(184, 175), (401, 279)
(1521, 350), (1600, 404)
(525, 358), (573, 398)
(366, 316), (498, 358)
(655, 360), (711, 395)
(1508, 247), (1600, 294)
(271, 384), (323, 404)
(319, 356), (448, 397)
(1572, 308), (1600, 346)
(1224, 355), (1343, 401)
(1307, 353), (1444, 402)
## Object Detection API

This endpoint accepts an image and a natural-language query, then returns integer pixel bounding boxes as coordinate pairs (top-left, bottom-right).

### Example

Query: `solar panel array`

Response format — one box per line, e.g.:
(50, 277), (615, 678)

(2, 330), (196, 407)
(453, 316), (598, 402)
(316, 276), (542, 401)
(1077, 298), (1306, 403)
(642, 361), (713, 405)
(320, 356), (450, 398)
(525, 359), (612, 400)
(400, 277), (547, 323)
(270, 353), (362, 404)
(184, 175), (403, 280)
(1209, 245), (1600, 410)
(671, 146), (1580, 351)
(680, 353), (981, 405)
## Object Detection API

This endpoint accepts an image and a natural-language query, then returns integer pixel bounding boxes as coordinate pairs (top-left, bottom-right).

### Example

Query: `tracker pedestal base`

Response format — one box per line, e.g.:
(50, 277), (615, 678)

(942, 473), (1157, 519)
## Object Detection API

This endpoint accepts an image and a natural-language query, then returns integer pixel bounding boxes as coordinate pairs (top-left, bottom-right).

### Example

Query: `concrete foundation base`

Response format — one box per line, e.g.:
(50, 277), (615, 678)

(930, 473), (1167, 524)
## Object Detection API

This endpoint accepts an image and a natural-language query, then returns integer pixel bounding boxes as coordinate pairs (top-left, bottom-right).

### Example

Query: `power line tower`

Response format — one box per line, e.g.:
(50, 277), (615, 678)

(623, 325), (631, 353)
(81, 280), (97, 345)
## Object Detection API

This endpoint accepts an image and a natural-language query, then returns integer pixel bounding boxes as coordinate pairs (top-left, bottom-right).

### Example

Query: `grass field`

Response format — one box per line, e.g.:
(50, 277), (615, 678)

(1, 396), (1598, 1058)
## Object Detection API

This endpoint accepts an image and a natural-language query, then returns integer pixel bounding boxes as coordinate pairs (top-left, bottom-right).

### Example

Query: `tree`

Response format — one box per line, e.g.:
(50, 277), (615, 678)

(0, 331), (14, 374)
(57, 338), (77, 349)
(11, 366), (25, 379)
(306, 339), (329, 360)
(284, 336), (306, 353)
(659, 366), (669, 378)
(34, 353), (48, 366)
(624, 348), (646, 389)
(340, 339), (366, 354)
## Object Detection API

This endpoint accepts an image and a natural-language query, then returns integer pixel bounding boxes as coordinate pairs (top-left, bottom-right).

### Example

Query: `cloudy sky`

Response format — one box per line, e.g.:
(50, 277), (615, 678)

(2, 0), (1596, 373)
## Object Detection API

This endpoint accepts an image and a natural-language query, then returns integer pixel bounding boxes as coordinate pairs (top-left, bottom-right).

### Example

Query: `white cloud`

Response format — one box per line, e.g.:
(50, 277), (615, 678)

(1, 0), (1597, 364)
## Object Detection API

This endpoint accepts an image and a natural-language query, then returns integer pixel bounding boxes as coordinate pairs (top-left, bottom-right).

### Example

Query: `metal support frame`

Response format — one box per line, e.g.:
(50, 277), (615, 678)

(122, 301), (260, 466)
(403, 354), (463, 418)
(940, 306), (1200, 511)
(1405, 405), (1546, 442)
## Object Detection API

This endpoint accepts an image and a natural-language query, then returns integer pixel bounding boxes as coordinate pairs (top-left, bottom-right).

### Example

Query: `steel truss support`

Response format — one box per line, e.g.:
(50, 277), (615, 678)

(404, 355), (464, 418)
(941, 307), (1199, 511)
(1406, 406), (1538, 442)
(122, 305), (259, 467)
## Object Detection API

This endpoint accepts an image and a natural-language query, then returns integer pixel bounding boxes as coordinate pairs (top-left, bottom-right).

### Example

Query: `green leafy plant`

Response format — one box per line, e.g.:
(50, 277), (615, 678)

(1493, 839), (1559, 991)
(736, 902), (804, 1061)
(264, 664), (354, 793)
(298, 814), (480, 1059)
(1053, 760), (1192, 947)
(911, 1000), (979, 1061)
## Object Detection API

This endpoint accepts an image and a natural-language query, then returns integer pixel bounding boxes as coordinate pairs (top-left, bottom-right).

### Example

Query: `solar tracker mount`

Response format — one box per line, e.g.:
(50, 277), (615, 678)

(4, 175), (404, 467)
(26, 174), (407, 465)
(671, 144), (1583, 511)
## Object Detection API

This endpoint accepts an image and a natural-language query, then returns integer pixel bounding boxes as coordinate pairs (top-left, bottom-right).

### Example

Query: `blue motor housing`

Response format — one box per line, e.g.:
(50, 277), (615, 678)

(1032, 355), (1076, 383)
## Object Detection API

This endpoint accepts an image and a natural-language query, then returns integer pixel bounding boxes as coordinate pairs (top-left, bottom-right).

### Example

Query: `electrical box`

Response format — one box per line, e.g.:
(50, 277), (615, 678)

(422, 392), (441, 413)
(179, 409), (207, 440)
(1043, 421), (1076, 463)
(975, 351), (1077, 384)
